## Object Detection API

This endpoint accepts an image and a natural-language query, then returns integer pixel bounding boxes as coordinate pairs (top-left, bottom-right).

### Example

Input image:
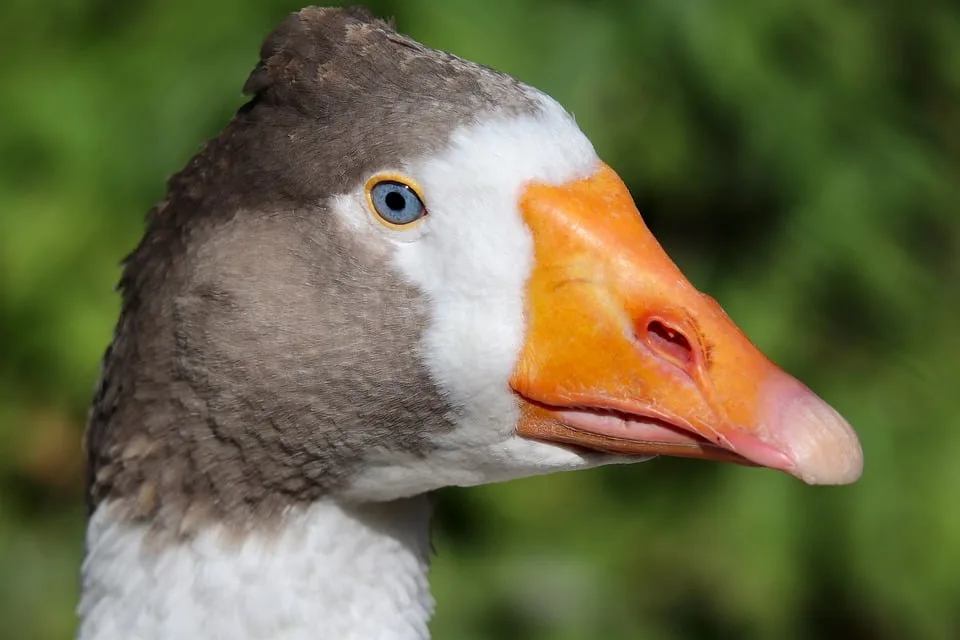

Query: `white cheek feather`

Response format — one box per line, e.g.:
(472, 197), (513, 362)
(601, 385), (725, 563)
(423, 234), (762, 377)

(339, 93), (633, 501)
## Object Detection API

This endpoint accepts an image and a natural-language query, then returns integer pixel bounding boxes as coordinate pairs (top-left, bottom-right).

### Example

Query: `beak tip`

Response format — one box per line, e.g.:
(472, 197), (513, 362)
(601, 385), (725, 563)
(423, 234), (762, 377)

(765, 381), (864, 486)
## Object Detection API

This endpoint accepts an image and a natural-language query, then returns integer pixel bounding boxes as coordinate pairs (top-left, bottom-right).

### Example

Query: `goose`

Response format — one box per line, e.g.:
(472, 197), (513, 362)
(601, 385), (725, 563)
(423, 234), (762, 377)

(77, 6), (863, 640)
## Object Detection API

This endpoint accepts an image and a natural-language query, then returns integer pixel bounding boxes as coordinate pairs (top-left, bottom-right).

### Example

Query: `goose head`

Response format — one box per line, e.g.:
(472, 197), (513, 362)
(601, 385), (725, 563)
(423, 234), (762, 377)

(80, 6), (862, 637)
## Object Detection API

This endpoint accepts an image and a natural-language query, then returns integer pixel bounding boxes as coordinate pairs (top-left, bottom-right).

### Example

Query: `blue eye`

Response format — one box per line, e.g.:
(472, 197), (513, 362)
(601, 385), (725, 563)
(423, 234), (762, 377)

(369, 180), (426, 226)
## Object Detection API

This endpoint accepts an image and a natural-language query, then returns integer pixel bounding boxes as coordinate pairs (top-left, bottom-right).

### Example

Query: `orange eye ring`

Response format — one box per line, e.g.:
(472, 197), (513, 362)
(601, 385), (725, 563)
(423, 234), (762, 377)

(364, 172), (428, 230)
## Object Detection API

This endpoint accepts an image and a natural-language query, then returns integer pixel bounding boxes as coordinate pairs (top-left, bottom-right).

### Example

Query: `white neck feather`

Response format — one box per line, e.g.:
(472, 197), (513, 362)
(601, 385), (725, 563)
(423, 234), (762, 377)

(77, 497), (435, 640)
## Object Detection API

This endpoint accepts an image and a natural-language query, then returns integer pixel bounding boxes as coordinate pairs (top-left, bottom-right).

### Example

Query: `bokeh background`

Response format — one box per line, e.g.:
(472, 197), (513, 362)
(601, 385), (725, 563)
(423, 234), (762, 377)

(1, 0), (957, 638)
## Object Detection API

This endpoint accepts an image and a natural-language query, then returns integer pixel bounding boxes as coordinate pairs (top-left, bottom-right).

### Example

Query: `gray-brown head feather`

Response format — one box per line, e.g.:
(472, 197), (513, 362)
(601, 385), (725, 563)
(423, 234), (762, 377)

(85, 6), (540, 535)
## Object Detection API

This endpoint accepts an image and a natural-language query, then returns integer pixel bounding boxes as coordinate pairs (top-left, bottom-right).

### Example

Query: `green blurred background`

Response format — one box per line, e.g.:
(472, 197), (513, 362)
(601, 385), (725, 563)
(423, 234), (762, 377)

(1, 0), (957, 638)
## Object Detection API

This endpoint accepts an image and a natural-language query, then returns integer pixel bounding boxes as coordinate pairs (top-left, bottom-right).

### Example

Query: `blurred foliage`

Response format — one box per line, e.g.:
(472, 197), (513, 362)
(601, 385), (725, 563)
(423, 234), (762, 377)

(0, 0), (957, 638)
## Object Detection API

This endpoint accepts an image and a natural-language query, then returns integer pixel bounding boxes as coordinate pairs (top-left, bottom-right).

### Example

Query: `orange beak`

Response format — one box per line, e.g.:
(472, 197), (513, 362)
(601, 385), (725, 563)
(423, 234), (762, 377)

(510, 164), (863, 485)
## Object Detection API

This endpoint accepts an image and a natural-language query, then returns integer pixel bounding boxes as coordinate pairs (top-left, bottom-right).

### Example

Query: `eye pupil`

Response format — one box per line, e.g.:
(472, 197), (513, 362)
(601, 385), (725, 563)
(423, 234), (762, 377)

(385, 190), (406, 211)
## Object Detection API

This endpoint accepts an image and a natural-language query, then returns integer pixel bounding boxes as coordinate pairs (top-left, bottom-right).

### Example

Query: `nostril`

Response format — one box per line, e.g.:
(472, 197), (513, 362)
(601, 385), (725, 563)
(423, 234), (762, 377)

(643, 319), (695, 369)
